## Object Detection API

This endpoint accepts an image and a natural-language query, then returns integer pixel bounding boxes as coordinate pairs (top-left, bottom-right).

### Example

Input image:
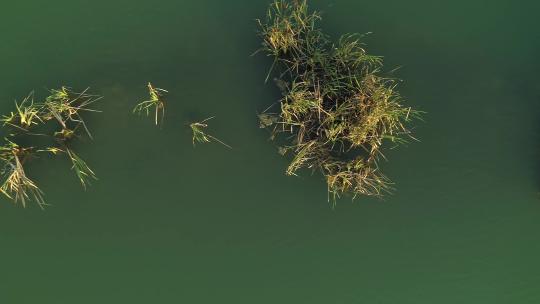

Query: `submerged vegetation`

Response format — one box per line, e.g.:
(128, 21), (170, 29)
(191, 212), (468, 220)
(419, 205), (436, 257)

(133, 82), (168, 126)
(256, 0), (420, 202)
(190, 117), (232, 149)
(0, 87), (101, 208)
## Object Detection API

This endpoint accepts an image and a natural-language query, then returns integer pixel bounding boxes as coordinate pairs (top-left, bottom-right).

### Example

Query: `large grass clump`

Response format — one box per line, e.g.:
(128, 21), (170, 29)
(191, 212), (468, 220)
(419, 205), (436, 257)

(256, 0), (421, 203)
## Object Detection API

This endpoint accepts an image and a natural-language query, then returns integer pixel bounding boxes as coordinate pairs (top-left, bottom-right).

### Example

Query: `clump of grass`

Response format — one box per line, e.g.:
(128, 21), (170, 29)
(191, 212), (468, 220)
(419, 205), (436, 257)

(133, 82), (168, 125)
(0, 140), (45, 208)
(256, 0), (421, 204)
(0, 87), (101, 208)
(189, 117), (232, 149)
(43, 86), (101, 139)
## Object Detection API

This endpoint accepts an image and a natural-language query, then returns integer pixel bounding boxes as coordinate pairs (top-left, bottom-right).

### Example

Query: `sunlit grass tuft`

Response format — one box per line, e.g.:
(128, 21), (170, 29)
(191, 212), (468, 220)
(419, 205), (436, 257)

(0, 87), (101, 208)
(133, 82), (167, 126)
(189, 117), (232, 149)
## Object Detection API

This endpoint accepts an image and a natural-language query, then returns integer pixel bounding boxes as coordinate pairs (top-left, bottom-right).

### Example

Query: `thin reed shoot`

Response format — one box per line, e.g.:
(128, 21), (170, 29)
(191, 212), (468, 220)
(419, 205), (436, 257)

(189, 117), (232, 149)
(66, 148), (97, 189)
(133, 82), (167, 125)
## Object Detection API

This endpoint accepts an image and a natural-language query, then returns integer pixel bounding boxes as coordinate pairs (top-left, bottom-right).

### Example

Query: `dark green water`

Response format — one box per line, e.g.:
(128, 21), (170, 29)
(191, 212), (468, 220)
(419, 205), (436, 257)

(1, 0), (539, 303)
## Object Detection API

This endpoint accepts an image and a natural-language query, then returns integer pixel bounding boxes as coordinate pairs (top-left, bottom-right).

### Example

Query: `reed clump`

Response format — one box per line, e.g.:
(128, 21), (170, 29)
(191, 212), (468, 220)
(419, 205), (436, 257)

(0, 87), (101, 208)
(256, 0), (420, 202)
(132, 83), (231, 149)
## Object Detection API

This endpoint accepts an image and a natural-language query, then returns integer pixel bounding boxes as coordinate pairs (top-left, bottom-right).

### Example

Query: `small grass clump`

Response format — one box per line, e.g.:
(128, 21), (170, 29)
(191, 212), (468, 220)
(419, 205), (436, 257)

(256, 0), (421, 203)
(189, 117), (232, 149)
(133, 82), (168, 126)
(0, 139), (45, 208)
(132, 83), (231, 149)
(0, 87), (101, 208)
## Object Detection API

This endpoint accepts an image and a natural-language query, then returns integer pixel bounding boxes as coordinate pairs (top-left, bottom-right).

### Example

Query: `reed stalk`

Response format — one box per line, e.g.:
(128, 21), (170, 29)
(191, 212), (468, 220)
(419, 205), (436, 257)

(0, 87), (101, 207)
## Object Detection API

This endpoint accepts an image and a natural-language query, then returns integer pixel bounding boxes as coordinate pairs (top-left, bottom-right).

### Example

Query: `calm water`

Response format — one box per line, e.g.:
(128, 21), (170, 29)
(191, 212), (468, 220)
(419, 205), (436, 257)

(1, 0), (539, 303)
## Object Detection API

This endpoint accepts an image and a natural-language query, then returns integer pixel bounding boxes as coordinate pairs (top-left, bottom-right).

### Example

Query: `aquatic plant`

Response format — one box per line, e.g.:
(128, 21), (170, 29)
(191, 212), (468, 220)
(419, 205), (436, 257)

(256, 0), (420, 203)
(133, 82), (167, 125)
(66, 148), (97, 189)
(0, 87), (101, 207)
(1, 92), (43, 130)
(0, 140), (45, 208)
(43, 86), (101, 139)
(189, 117), (232, 149)
(131, 83), (230, 148)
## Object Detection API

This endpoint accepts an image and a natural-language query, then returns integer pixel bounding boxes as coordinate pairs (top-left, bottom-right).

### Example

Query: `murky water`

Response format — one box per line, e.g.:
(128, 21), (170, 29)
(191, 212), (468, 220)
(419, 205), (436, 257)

(1, 0), (539, 303)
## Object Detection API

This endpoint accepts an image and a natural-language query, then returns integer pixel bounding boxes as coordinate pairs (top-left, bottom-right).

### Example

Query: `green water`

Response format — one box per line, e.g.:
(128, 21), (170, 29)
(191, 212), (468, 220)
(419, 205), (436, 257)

(1, 0), (539, 303)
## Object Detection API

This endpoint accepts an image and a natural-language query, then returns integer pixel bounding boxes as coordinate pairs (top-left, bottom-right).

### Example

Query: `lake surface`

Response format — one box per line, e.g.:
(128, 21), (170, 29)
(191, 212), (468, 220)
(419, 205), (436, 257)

(1, 0), (539, 303)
